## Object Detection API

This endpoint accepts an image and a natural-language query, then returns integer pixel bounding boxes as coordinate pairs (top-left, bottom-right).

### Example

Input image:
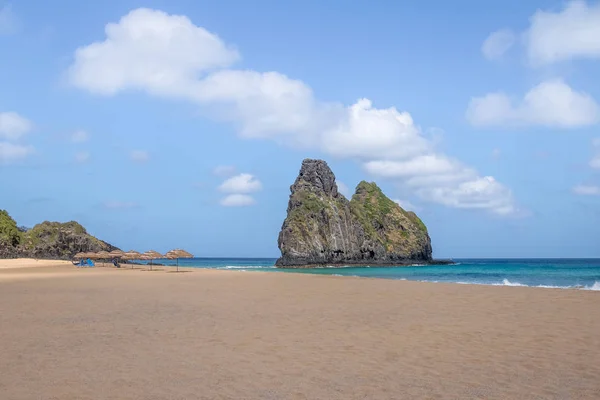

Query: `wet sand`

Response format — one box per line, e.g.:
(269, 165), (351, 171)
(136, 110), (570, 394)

(0, 259), (599, 399)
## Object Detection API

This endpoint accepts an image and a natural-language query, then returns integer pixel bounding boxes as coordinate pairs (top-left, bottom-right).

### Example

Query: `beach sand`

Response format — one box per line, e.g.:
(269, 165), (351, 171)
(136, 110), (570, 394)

(0, 259), (599, 399)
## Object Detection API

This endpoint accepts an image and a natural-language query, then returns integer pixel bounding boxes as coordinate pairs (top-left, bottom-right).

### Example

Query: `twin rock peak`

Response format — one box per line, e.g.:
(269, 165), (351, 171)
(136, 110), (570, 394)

(275, 159), (435, 267)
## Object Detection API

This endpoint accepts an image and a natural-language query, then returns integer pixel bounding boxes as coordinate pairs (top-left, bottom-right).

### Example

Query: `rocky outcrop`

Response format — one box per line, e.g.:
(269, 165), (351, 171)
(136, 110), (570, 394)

(275, 159), (437, 267)
(0, 210), (118, 259)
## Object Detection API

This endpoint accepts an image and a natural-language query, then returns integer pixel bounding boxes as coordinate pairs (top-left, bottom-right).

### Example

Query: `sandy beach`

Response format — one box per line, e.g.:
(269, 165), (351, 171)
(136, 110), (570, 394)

(0, 259), (599, 399)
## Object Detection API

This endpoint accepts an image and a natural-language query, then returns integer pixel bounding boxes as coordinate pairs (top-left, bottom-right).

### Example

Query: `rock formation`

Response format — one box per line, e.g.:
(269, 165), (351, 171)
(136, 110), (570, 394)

(275, 159), (435, 267)
(0, 210), (118, 259)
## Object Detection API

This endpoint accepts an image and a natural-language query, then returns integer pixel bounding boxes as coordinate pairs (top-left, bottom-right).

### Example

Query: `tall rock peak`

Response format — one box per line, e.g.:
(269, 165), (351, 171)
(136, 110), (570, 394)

(276, 159), (435, 267)
(292, 159), (339, 198)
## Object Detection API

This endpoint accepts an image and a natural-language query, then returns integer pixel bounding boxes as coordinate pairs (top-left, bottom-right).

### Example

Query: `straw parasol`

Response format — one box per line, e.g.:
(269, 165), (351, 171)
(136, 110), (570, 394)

(107, 250), (124, 268)
(72, 252), (86, 266)
(94, 250), (111, 266)
(123, 250), (142, 269)
(165, 249), (193, 272)
(109, 250), (125, 258)
(143, 250), (163, 271)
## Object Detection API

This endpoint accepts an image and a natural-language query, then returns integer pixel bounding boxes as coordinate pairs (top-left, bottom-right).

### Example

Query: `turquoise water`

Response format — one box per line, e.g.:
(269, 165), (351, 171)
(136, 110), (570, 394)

(148, 258), (600, 290)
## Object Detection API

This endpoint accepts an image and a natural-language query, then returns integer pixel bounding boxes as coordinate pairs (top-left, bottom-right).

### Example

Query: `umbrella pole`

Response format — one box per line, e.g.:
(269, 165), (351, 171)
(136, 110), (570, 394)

(150, 258), (153, 271)
(177, 258), (179, 272)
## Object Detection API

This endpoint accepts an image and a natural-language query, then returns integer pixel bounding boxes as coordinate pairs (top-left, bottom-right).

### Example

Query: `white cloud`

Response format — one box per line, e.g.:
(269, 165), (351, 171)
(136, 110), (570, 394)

(218, 173), (262, 193)
(75, 151), (90, 163)
(321, 98), (429, 160)
(337, 181), (351, 198)
(0, 112), (32, 140)
(213, 165), (236, 177)
(492, 148), (502, 159)
(526, 0), (600, 66)
(0, 142), (33, 164)
(466, 79), (600, 128)
(418, 176), (516, 215)
(0, 4), (18, 35)
(365, 157), (516, 215)
(364, 155), (460, 178)
(102, 201), (139, 209)
(71, 130), (90, 143)
(220, 194), (255, 207)
(130, 150), (149, 163)
(68, 8), (239, 96)
(482, 29), (516, 60)
(393, 199), (420, 212)
(68, 7), (517, 215)
(572, 184), (600, 195)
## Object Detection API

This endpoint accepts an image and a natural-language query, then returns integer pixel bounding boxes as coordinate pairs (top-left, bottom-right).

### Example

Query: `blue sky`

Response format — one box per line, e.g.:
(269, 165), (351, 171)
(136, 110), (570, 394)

(1, 0), (599, 258)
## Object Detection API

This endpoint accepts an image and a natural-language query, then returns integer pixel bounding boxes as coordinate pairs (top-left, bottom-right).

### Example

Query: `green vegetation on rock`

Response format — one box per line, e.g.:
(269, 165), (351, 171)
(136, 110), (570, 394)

(0, 210), (118, 259)
(0, 210), (22, 247)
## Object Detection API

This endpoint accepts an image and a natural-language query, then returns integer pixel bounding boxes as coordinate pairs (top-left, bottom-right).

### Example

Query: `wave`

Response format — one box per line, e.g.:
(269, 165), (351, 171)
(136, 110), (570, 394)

(408, 278), (600, 291)
(489, 279), (600, 291)
(218, 265), (275, 269)
(585, 281), (600, 291)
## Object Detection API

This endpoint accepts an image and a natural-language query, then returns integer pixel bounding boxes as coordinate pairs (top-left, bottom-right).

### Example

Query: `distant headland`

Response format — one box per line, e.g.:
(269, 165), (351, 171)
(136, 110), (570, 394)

(0, 210), (118, 260)
(275, 159), (452, 268)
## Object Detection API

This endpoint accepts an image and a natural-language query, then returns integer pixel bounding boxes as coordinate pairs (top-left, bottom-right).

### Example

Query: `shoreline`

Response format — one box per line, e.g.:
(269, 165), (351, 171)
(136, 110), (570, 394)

(274, 258), (455, 268)
(2, 258), (598, 292)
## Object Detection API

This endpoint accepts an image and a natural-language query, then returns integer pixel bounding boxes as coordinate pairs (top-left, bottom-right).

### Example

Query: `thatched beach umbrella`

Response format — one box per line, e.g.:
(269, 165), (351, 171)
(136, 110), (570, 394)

(123, 250), (141, 269)
(95, 251), (110, 266)
(108, 250), (125, 268)
(165, 249), (193, 272)
(143, 250), (163, 271)
(123, 250), (141, 259)
(72, 252), (86, 266)
(109, 250), (124, 258)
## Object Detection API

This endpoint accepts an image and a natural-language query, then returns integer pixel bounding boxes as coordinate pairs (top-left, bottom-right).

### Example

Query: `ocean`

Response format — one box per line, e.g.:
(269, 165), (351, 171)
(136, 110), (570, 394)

(148, 258), (600, 291)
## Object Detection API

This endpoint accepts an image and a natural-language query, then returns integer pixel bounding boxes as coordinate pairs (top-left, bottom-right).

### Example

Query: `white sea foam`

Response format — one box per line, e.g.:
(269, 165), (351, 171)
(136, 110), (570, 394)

(498, 279), (527, 287)
(220, 265), (274, 269)
(410, 278), (600, 291)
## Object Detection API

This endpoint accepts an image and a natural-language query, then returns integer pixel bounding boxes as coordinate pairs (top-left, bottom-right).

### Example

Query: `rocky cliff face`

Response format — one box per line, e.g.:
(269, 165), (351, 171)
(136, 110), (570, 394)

(0, 210), (118, 259)
(275, 159), (433, 267)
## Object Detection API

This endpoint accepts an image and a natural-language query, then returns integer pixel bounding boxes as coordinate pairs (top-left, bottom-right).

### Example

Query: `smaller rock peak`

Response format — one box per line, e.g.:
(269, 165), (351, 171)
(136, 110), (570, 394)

(354, 181), (381, 195)
(292, 159), (339, 197)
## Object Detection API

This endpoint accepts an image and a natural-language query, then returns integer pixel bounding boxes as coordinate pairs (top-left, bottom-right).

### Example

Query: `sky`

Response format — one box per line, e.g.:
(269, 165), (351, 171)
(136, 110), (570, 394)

(1, 0), (599, 258)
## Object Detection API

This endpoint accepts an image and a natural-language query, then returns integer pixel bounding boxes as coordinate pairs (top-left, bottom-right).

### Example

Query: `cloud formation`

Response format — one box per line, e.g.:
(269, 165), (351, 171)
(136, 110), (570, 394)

(0, 112), (32, 140)
(481, 29), (515, 60)
(466, 79), (600, 128)
(336, 181), (351, 198)
(68, 8), (517, 215)
(220, 194), (256, 207)
(0, 111), (34, 164)
(0, 142), (33, 164)
(525, 0), (600, 66)
(218, 173), (262, 194)
(217, 173), (262, 206)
